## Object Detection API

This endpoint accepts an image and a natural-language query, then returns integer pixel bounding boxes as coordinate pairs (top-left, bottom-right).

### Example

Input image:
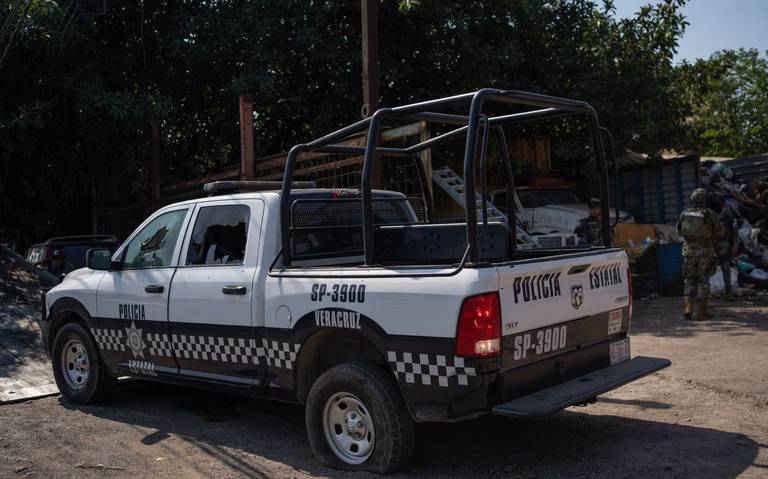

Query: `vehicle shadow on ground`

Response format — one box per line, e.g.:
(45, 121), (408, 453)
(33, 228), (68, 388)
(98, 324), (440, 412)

(61, 380), (760, 478)
(630, 296), (768, 339)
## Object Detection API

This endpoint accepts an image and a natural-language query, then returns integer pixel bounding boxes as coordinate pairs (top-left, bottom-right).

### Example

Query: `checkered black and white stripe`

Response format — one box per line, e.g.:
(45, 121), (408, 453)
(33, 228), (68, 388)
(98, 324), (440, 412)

(146, 333), (172, 358)
(90, 327), (301, 370)
(262, 339), (299, 370)
(387, 351), (477, 387)
(91, 328), (126, 352)
(171, 335), (264, 365)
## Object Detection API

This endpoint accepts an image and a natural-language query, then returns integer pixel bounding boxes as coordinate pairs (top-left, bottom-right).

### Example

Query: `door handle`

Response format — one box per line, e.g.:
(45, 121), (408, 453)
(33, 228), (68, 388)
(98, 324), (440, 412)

(222, 285), (247, 295)
(145, 284), (164, 294)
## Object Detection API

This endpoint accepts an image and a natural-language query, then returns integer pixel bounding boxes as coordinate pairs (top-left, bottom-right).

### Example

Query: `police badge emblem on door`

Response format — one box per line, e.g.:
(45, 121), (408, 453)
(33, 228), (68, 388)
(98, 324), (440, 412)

(570, 284), (584, 309)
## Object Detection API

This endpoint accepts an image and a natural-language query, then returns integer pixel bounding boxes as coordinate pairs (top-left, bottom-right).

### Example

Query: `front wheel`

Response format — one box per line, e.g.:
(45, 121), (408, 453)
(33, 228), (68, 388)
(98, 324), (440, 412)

(305, 362), (414, 473)
(51, 322), (115, 404)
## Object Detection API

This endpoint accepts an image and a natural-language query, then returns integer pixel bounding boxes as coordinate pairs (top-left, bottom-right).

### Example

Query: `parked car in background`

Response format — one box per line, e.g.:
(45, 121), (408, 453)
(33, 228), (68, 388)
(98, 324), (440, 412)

(491, 187), (635, 235)
(26, 235), (118, 276)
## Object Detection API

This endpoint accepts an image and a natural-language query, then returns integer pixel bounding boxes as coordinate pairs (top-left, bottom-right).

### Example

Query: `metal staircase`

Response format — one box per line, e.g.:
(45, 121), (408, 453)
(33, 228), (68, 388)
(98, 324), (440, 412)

(431, 166), (537, 249)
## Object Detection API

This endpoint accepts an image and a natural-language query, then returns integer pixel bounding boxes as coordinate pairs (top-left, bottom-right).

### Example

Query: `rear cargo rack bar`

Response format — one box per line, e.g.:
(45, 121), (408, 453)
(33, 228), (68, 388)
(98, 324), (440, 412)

(280, 88), (610, 267)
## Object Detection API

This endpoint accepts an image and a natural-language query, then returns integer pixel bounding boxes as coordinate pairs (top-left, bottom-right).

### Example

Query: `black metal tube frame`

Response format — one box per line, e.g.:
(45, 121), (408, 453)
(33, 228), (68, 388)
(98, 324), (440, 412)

(599, 127), (621, 228)
(280, 88), (608, 267)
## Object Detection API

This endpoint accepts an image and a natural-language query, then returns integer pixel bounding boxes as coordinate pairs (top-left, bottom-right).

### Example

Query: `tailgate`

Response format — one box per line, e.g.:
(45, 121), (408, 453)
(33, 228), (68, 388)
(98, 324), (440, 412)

(496, 249), (630, 368)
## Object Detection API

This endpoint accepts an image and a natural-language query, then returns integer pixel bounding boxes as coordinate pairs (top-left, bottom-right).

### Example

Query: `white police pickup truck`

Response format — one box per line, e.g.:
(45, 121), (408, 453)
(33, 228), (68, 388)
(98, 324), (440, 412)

(42, 89), (669, 473)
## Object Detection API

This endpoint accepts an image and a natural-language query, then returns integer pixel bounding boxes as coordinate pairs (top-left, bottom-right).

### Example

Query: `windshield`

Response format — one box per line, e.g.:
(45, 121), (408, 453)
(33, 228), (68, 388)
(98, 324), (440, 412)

(518, 189), (581, 208)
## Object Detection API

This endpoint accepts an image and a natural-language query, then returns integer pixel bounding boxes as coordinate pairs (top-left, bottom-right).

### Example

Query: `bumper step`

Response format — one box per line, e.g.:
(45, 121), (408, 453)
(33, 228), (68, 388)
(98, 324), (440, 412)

(492, 356), (671, 418)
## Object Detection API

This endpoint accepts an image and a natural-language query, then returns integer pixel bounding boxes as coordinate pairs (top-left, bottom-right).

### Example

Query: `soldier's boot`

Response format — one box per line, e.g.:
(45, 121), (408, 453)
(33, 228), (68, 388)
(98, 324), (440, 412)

(683, 296), (694, 321)
(697, 298), (714, 321)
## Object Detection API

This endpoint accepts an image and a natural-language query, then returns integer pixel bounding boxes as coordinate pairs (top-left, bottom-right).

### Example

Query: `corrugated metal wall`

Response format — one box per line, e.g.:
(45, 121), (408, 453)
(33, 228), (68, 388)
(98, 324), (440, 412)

(618, 156), (701, 224)
(721, 155), (768, 183)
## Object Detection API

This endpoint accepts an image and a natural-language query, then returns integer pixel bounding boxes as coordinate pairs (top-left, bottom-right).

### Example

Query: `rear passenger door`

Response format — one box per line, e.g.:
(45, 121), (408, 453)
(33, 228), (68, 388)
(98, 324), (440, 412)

(168, 199), (264, 384)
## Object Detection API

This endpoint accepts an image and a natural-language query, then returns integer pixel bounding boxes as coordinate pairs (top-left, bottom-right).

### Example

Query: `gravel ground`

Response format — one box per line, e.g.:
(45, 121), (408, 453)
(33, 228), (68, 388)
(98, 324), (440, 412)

(0, 247), (59, 403)
(1, 296), (767, 478)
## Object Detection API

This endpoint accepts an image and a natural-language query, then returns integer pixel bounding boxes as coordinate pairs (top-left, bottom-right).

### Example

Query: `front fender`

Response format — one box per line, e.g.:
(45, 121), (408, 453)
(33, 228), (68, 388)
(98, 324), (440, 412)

(44, 297), (99, 357)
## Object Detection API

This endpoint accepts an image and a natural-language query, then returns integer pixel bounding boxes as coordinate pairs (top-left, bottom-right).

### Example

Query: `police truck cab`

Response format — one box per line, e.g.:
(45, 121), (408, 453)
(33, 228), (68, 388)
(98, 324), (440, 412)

(42, 90), (669, 473)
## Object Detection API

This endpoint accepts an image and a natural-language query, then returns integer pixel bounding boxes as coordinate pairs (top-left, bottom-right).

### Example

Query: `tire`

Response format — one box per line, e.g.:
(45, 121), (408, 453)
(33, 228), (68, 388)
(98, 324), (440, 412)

(51, 322), (116, 404)
(305, 362), (415, 474)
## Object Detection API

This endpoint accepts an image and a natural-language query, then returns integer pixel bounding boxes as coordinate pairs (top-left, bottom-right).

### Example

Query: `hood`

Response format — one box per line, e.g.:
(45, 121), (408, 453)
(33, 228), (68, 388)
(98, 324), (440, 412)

(45, 267), (107, 310)
(48, 267), (99, 292)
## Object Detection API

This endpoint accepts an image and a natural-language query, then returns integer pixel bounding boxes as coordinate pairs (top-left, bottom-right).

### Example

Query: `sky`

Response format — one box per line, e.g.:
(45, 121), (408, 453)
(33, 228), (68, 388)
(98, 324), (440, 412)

(614, 0), (768, 63)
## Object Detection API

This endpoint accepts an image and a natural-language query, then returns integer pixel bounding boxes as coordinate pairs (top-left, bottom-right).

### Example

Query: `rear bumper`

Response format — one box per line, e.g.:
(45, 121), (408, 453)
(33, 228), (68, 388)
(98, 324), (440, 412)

(404, 337), (669, 422)
(492, 356), (670, 418)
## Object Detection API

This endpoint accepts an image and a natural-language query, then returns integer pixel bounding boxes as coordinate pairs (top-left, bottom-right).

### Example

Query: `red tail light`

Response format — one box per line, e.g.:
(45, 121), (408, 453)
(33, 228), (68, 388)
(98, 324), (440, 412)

(626, 268), (633, 321)
(456, 292), (501, 357)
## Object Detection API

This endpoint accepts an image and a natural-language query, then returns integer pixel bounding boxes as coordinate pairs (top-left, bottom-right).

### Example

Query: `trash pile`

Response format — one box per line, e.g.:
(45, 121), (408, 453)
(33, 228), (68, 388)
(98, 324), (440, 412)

(612, 161), (768, 299)
(702, 162), (768, 296)
(0, 245), (58, 301)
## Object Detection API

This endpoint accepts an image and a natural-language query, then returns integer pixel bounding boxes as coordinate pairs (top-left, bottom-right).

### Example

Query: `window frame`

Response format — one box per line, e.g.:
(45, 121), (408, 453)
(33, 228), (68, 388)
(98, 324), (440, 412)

(181, 203), (252, 268)
(114, 207), (192, 271)
(178, 200), (261, 269)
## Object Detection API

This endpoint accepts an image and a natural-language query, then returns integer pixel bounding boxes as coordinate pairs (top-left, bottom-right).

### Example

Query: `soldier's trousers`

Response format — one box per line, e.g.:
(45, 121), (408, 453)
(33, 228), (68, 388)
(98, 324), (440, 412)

(683, 254), (716, 298)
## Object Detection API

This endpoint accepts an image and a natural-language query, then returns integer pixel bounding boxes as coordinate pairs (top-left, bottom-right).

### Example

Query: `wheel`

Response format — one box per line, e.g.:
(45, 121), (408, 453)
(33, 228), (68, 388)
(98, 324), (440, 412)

(305, 362), (414, 474)
(51, 322), (116, 404)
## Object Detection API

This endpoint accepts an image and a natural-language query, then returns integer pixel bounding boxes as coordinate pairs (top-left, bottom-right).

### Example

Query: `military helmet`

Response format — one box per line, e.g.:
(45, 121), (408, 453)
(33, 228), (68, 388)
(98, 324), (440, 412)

(690, 188), (708, 205)
(587, 197), (601, 208)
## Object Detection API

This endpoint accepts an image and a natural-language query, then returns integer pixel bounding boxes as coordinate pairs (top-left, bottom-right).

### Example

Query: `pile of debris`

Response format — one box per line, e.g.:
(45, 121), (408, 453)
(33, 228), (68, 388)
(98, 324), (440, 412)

(0, 246), (59, 403)
(702, 162), (768, 295)
(612, 160), (768, 299)
(0, 246), (58, 301)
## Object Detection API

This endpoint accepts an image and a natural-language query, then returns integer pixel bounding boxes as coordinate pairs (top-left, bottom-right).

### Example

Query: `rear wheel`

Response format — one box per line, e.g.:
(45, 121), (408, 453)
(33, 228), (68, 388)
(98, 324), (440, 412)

(306, 362), (414, 473)
(52, 322), (115, 404)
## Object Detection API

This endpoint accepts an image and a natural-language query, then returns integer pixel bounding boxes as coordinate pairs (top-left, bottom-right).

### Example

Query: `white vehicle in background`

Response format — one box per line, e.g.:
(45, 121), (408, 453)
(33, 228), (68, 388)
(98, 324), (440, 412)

(491, 187), (635, 236)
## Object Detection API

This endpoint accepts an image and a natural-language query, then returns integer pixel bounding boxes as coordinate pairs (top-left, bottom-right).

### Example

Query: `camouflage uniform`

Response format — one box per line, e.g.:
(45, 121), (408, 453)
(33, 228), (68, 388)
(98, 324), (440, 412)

(676, 188), (723, 320)
(575, 216), (602, 246)
(713, 205), (738, 299)
(575, 198), (603, 246)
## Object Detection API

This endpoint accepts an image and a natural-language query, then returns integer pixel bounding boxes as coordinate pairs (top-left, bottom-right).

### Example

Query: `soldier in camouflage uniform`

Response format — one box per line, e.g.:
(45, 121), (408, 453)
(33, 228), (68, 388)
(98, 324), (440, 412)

(708, 195), (739, 300)
(575, 197), (603, 246)
(676, 188), (723, 320)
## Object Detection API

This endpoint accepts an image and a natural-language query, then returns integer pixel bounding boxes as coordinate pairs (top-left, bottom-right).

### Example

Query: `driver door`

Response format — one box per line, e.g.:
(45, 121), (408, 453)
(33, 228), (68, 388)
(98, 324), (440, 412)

(95, 207), (191, 377)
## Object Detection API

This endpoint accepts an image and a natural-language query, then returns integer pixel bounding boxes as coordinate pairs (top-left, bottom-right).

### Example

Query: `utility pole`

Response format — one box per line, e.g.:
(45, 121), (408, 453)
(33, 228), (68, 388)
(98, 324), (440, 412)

(239, 94), (255, 180)
(361, 0), (379, 118)
(361, 0), (381, 187)
(149, 116), (161, 209)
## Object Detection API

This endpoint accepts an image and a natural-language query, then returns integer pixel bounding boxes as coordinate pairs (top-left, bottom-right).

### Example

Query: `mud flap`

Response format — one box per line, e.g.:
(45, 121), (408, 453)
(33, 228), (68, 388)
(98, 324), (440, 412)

(492, 356), (670, 418)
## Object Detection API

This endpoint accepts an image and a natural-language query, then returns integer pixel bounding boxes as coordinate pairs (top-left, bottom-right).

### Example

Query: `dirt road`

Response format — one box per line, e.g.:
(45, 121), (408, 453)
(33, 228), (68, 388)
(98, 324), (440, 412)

(1, 296), (767, 478)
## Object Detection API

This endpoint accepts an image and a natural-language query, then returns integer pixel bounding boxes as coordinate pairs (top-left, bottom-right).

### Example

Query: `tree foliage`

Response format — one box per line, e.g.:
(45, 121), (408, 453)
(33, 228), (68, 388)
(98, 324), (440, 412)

(675, 48), (768, 157)
(0, 0), (698, 245)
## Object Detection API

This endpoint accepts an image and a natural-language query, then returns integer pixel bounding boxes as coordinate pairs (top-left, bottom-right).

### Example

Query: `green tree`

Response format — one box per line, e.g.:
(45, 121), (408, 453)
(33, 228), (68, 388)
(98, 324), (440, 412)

(676, 48), (768, 157)
(0, 0), (691, 247)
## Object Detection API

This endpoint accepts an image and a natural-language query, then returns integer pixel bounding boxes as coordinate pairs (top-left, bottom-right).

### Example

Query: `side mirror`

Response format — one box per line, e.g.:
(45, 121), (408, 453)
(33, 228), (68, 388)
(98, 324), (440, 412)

(86, 248), (113, 271)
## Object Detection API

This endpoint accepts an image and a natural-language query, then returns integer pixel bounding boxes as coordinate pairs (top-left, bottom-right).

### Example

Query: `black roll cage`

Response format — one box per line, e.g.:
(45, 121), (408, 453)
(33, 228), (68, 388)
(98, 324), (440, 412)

(280, 88), (611, 267)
